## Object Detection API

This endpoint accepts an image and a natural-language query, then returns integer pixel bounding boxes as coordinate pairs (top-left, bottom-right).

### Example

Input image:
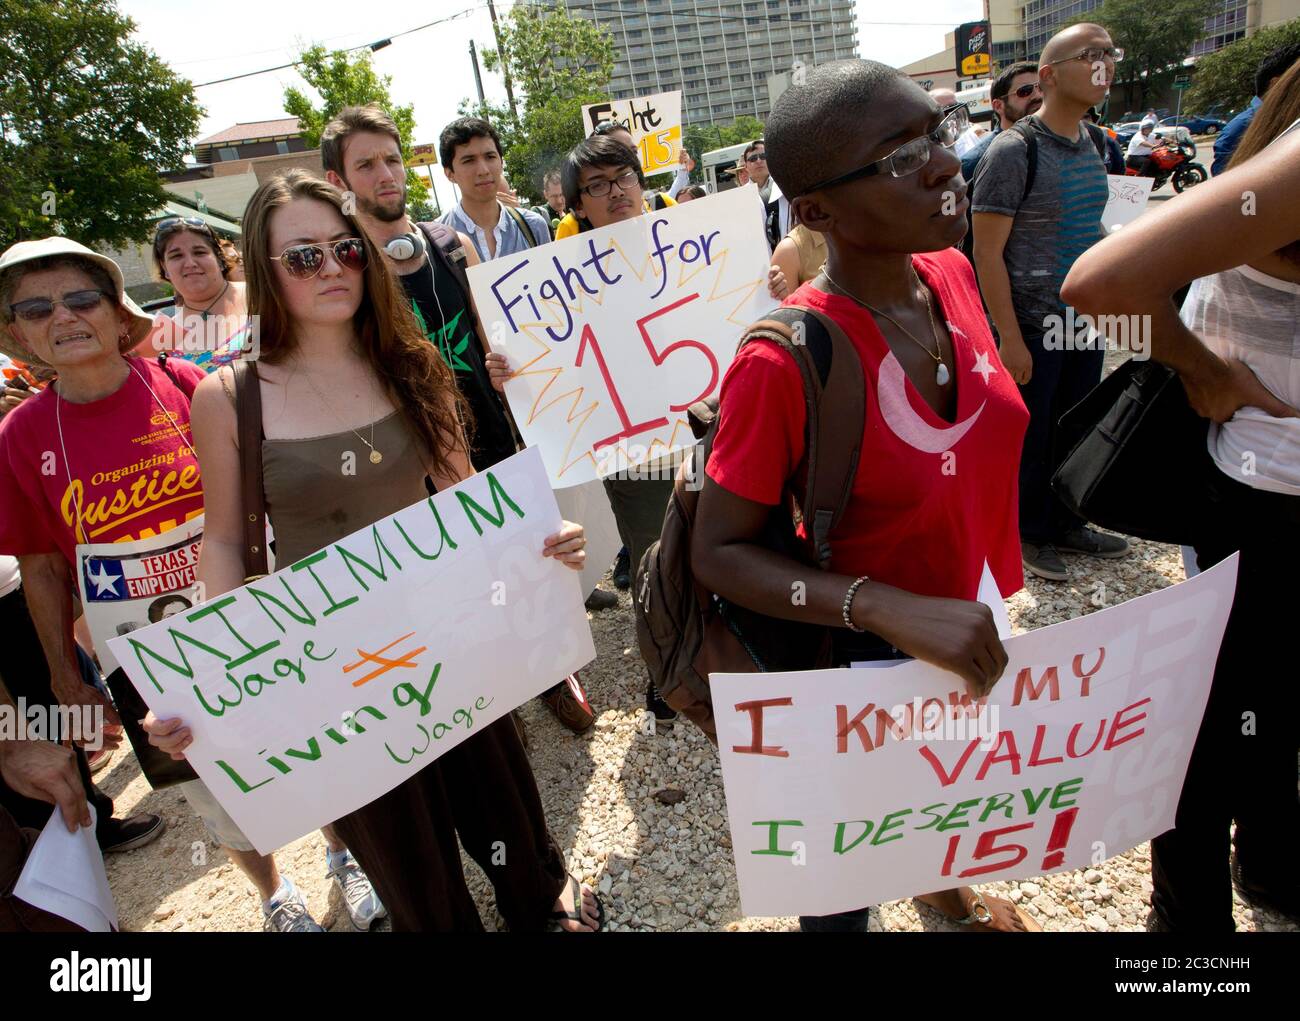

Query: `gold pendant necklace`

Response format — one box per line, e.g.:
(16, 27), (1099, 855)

(302, 373), (383, 463)
(823, 269), (950, 386)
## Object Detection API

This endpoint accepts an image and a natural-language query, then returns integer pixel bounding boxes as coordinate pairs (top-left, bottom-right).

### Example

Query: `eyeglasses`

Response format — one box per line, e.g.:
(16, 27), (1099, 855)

(745, 151), (766, 162)
(1048, 46), (1124, 66)
(276, 238), (369, 280)
(155, 216), (214, 241)
(1011, 82), (1044, 99)
(9, 289), (111, 322)
(579, 169), (641, 199)
(799, 105), (970, 195)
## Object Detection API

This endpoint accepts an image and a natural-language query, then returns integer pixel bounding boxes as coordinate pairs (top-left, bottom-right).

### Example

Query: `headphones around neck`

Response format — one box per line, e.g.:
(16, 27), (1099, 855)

(384, 230), (426, 262)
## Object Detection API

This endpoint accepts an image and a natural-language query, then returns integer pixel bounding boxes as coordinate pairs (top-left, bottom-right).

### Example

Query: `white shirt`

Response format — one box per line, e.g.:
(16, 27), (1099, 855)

(1127, 131), (1156, 157)
(0, 555), (20, 599)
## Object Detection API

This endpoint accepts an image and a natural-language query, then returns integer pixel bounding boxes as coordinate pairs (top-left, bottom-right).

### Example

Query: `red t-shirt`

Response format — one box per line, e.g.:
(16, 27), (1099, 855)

(707, 248), (1028, 602)
(0, 356), (207, 567)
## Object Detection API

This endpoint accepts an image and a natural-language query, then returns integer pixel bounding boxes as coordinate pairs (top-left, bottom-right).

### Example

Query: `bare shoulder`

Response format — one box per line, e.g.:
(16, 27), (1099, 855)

(191, 369), (237, 429)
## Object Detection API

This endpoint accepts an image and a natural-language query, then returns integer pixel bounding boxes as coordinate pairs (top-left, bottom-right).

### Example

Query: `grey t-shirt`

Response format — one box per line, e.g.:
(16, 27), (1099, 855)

(972, 115), (1108, 330)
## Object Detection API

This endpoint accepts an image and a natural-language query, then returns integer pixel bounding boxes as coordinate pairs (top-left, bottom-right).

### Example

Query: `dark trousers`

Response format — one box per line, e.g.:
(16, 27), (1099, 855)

(1150, 479), (1300, 930)
(328, 715), (567, 932)
(602, 476), (675, 579)
(1015, 324), (1105, 543)
(0, 587), (114, 841)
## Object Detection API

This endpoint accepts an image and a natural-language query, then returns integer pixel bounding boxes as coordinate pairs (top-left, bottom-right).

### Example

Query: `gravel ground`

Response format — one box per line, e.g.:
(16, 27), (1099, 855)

(96, 534), (1296, 933)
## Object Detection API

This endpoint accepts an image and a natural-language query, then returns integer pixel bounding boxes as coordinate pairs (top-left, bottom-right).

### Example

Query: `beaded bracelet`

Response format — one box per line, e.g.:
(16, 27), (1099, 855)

(842, 575), (870, 633)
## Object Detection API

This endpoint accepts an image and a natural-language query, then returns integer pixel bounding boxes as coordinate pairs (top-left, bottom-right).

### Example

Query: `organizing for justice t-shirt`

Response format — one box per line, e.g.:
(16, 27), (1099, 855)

(0, 355), (206, 567)
(706, 248), (1030, 604)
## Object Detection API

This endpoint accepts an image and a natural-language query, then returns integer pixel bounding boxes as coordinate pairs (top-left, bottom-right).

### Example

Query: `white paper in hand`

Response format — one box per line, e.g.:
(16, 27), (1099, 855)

(13, 804), (119, 932)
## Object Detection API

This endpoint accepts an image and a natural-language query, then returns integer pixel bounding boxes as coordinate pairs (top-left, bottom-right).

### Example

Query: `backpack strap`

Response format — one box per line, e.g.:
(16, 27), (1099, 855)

(735, 303), (865, 569)
(1083, 121), (1108, 162)
(231, 359), (269, 582)
(1010, 119), (1040, 205)
(503, 206), (539, 248)
(415, 220), (480, 334)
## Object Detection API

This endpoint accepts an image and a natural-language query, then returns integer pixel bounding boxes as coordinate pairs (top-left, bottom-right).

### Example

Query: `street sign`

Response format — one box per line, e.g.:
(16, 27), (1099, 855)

(1173, 79), (1191, 90)
(955, 21), (991, 77)
(406, 142), (438, 168)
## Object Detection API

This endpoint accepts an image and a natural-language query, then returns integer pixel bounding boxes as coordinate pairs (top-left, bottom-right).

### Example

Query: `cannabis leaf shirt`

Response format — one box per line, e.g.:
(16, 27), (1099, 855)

(400, 259), (518, 469)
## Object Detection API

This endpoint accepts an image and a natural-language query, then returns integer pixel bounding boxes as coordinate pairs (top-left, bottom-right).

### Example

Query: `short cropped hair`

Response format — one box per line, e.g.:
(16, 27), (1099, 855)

(992, 62), (1039, 102)
(439, 117), (503, 171)
(766, 59), (909, 199)
(321, 104), (402, 178)
(562, 134), (645, 211)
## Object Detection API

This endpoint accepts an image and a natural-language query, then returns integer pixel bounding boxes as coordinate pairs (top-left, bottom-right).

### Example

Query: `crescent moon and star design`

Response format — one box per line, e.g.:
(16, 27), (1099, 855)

(874, 320), (1000, 456)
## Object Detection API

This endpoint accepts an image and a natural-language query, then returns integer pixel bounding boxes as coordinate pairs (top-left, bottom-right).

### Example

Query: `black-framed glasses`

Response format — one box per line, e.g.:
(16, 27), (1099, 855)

(1048, 46), (1124, 65)
(9, 289), (111, 322)
(1011, 82), (1043, 99)
(800, 105), (970, 195)
(155, 216), (214, 241)
(276, 238), (368, 280)
(745, 151), (766, 162)
(580, 169), (641, 199)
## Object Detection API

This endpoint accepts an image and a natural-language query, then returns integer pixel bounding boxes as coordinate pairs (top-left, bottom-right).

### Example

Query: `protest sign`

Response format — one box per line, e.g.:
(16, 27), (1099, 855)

(106, 448), (595, 854)
(712, 555), (1238, 918)
(582, 92), (682, 175)
(77, 518), (206, 675)
(1102, 176), (1154, 233)
(469, 184), (771, 488)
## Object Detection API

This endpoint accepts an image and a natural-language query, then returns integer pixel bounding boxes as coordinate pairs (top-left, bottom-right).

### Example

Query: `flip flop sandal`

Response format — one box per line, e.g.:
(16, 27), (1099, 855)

(548, 874), (605, 932)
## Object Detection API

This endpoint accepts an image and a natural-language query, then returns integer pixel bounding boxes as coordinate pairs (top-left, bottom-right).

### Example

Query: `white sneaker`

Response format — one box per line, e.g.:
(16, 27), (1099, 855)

(263, 879), (325, 932)
(328, 851), (388, 930)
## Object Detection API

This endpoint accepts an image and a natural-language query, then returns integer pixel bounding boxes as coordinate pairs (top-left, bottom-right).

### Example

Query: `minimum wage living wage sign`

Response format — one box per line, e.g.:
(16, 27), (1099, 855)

(468, 184), (771, 488)
(106, 448), (595, 854)
(712, 555), (1238, 918)
(582, 91), (683, 175)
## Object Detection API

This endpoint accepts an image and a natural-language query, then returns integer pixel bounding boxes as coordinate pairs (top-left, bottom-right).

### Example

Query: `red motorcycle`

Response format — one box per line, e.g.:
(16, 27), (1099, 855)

(1126, 140), (1208, 193)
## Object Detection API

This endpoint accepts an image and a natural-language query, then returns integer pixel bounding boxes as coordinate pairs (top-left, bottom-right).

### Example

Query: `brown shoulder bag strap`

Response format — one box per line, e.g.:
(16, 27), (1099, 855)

(232, 359), (269, 581)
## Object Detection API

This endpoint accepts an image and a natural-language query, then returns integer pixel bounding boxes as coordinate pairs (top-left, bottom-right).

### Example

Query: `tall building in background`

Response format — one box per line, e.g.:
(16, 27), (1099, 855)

(560, 0), (857, 126)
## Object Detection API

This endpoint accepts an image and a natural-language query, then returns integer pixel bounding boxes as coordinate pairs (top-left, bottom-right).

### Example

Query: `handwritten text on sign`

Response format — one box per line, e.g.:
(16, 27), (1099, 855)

(582, 91), (682, 175)
(106, 448), (595, 854)
(469, 184), (771, 488)
(1102, 175), (1154, 233)
(712, 556), (1237, 918)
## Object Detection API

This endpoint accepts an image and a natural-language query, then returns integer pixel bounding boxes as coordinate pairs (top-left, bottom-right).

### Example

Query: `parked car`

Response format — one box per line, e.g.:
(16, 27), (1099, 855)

(1114, 122), (1193, 148)
(1161, 114), (1226, 135)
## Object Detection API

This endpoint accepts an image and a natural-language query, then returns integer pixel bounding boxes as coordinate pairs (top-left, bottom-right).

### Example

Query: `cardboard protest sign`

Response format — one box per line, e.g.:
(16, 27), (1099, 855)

(582, 92), (682, 175)
(469, 184), (771, 488)
(712, 555), (1238, 918)
(77, 518), (206, 675)
(1102, 176), (1154, 233)
(107, 448), (595, 854)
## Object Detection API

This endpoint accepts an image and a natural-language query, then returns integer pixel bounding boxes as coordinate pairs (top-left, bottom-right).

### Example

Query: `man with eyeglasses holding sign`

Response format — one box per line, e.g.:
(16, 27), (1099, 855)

(972, 24), (1129, 583)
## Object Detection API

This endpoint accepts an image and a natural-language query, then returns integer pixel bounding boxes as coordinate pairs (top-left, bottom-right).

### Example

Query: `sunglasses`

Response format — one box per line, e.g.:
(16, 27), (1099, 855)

(9, 289), (111, 322)
(800, 105), (969, 195)
(1048, 46), (1124, 66)
(155, 216), (214, 241)
(745, 151), (766, 162)
(276, 238), (369, 280)
(1011, 82), (1044, 99)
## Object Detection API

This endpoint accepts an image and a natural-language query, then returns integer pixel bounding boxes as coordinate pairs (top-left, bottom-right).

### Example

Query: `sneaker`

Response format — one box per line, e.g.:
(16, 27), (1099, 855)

(1231, 852), (1299, 922)
(263, 879), (325, 932)
(1022, 541), (1069, 582)
(646, 682), (678, 726)
(1057, 526), (1129, 558)
(540, 674), (596, 733)
(327, 851), (388, 930)
(99, 813), (166, 854)
(584, 587), (619, 612)
(613, 547), (631, 590)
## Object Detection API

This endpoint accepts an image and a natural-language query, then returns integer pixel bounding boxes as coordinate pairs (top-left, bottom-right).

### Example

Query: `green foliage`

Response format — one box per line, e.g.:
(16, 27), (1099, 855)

(1076, 0), (1216, 111)
(0, 0), (203, 250)
(1187, 20), (1300, 114)
(469, 2), (616, 201)
(682, 115), (767, 183)
(283, 44), (428, 208)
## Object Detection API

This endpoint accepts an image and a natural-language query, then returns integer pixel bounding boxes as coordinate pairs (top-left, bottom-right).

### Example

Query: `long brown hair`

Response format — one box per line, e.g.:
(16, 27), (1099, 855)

(241, 169), (472, 476)
(1228, 60), (1300, 263)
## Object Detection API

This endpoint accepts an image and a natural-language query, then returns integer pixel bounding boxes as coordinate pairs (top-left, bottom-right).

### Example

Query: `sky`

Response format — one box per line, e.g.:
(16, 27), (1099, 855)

(119, 0), (986, 211)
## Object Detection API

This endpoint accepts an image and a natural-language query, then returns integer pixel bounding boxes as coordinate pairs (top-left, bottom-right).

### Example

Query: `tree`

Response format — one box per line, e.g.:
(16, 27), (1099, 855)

(468, 2), (616, 201)
(1076, 0), (1216, 112)
(283, 44), (429, 208)
(0, 0), (202, 250)
(1187, 20), (1300, 114)
(682, 115), (767, 184)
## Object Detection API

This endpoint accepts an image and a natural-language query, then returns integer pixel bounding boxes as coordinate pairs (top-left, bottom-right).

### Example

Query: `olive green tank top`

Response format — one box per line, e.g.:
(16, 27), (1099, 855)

(262, 410), (432, 567)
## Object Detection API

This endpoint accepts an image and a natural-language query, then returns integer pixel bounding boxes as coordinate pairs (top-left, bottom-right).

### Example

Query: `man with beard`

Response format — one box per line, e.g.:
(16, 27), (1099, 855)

(960, 62), (1043, 181)
(321, 105), (600, 733)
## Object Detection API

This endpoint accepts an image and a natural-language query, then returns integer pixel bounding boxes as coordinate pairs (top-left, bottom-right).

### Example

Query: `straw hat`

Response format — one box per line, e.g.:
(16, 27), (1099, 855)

(0, 236), (156, 368)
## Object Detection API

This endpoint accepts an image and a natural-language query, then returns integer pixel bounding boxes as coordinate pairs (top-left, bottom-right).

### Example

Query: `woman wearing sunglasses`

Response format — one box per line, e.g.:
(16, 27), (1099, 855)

(144, 170), (602, 932)
(691, 61), (1038, 932)
(149, 216), (254, 371)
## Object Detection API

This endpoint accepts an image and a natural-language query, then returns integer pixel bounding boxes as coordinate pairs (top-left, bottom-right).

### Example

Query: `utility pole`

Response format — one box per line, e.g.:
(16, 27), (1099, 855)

(469, 40), (486, 112)
(487, 0), (520, 129)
